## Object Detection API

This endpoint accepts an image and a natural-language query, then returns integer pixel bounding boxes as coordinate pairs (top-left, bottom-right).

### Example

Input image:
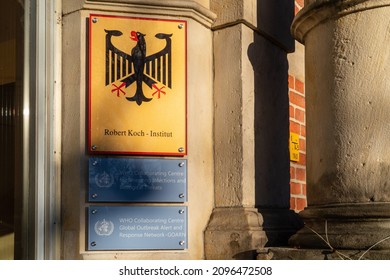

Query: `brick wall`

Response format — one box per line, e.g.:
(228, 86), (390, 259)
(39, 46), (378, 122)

(289, 0), (306, 212)
(295, 0), (304, 15)
(289, 75), (306, 211)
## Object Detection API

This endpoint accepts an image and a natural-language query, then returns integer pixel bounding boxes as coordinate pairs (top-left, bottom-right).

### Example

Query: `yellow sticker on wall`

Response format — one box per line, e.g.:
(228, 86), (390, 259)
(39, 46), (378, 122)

(88, 14), (187, 156)
(290, 132), (300, 162)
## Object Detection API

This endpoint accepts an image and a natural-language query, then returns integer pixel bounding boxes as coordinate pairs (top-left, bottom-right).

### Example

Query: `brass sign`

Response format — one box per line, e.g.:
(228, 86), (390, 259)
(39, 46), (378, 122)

(88, 14), (187, 155)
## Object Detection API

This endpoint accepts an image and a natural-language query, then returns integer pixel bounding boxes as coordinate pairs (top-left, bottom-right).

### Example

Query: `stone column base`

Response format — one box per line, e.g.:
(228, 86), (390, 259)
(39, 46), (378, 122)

(289, 203), (390, 251)
(258, 247), (390, 260)
(204, 207), (267, 259)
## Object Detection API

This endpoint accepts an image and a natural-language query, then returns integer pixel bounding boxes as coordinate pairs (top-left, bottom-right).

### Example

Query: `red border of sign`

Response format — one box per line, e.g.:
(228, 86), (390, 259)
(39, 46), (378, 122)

(88, 14), (187, 156)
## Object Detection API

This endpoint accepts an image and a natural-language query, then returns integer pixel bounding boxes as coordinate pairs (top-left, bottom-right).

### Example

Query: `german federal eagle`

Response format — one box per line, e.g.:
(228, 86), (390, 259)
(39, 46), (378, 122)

(105, 29), (172, 105)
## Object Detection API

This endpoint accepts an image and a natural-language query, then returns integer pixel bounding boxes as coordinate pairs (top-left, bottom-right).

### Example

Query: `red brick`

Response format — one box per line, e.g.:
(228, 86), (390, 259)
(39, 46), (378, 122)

(299, 153), (306, 165)
(299, 138), (306, 152)
(290, 182), (301, 195)
(288, 75), (295, 90)
(289, 105), (295, 118)
(301, 125), (306, 137)
(290, 166), (296, 179)
(295, 107), (305, 123)
(296, 167), (306, 181)
(302, 184), (307, 196)
(290, 120), (300, 134)
(296, 198), (307, 211)
(295, 79), (305, 94)
(295, 0), (304, 8)
(294, 5), (300, 15)
(289, 91), (305, 109)
(290, 197), (296, 210)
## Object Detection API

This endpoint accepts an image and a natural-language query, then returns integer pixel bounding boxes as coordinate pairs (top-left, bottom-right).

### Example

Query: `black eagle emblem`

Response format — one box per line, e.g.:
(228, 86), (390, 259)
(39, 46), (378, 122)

(105, 29), (172, 105)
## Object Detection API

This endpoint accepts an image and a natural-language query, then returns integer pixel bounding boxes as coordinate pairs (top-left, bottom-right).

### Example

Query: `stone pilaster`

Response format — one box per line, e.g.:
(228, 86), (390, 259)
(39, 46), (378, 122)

(204, 0), (267, 260)
(290, 0), (390, 255)
(62, 0), (216, 260)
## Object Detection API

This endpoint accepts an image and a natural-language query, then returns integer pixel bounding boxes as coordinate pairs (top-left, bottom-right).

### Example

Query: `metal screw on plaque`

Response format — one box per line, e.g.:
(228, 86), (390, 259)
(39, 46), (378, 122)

(91, 193), (98, 199)
(91, 209), (97, 214)
(91, 241), (97, 247)
(179, 193), (185, 199)
(92, 18), (98, 23)
(179, 241), (185, 246)
(179, 209), (185, 214)
(179, 162), (185, 167)
(178, 147), (184, 153)
(91, 145), (97, 151)
(178, 24), (184, 29)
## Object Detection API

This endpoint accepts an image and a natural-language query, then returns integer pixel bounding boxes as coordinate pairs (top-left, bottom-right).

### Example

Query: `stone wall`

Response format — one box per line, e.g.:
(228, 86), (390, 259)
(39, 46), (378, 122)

(62, 0), (216, 260)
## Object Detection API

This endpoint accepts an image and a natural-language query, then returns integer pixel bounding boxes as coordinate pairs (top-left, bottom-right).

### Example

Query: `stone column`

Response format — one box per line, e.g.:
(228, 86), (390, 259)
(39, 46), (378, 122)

(290, 0), (390, 256)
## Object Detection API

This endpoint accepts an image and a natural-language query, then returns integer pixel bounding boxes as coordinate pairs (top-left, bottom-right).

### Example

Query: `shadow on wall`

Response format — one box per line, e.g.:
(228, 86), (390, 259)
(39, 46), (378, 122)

(247, 0), (303, 247)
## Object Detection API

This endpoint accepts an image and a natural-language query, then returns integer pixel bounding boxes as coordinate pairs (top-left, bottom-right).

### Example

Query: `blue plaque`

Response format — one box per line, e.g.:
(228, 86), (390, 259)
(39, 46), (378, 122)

(89, 158), (187, 202)
(88, 206), (187, 250)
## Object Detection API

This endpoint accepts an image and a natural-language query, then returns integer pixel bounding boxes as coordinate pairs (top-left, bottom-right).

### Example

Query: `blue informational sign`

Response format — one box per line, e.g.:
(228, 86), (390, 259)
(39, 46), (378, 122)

(88, 158), (187, 202)
(88, 206), (187, 250)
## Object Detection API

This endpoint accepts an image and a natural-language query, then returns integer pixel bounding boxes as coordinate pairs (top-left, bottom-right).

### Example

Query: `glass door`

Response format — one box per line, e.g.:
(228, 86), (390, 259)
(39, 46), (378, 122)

(0, 0), (61, 260)
(0, 0), (24, 260)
